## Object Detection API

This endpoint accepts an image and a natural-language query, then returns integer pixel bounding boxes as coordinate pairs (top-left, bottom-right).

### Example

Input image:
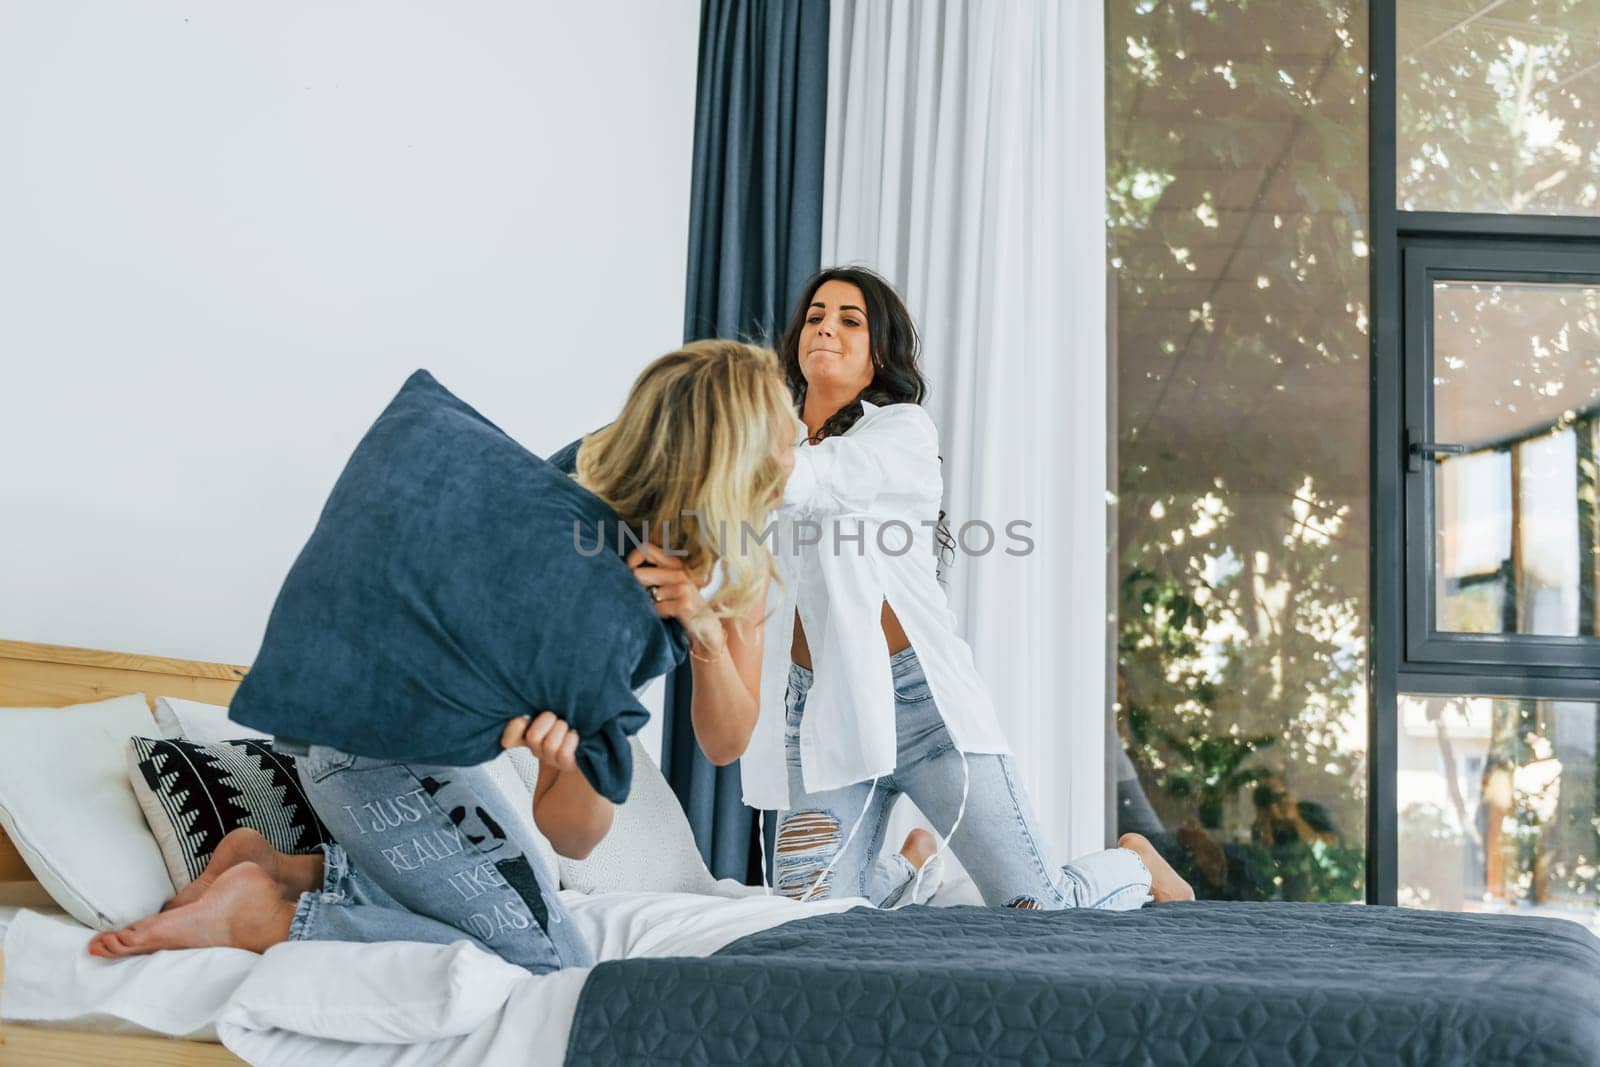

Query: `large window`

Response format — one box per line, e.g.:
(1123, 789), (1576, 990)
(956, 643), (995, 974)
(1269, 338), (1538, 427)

(1107, 0), (1371, 903)
(1110, 0), (1600, 912)
(1374, 0), (1600, 912)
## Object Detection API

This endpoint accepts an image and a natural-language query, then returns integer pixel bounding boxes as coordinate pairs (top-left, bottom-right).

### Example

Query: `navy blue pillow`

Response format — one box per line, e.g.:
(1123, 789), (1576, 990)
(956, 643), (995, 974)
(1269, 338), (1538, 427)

(230, 370), (684, 803)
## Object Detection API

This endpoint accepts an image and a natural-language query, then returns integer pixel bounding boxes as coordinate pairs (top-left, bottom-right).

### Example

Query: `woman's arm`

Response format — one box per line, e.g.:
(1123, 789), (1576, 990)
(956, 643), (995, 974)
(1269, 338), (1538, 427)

(630, 543), (765, 766)
(783, 403), (943, 516)
(683, 589), (765, 765)
(501, 712), (613, 860)
(531, 762), (613, 860)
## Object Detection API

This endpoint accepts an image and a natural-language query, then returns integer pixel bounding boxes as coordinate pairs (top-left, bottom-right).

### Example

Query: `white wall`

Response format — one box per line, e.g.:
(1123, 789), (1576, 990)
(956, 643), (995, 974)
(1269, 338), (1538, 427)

(0, 0), (701, 738)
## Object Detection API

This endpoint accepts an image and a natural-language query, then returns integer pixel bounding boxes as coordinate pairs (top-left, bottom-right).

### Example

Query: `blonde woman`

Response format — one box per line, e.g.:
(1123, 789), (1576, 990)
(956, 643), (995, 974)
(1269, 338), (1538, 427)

(90, 341), (797, 972)
(551, 344), (794, 772)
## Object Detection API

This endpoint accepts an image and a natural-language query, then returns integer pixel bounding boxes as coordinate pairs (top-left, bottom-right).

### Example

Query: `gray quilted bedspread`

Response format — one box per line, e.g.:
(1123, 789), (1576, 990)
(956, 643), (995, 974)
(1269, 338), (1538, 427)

(563, 900), (1600, 1066)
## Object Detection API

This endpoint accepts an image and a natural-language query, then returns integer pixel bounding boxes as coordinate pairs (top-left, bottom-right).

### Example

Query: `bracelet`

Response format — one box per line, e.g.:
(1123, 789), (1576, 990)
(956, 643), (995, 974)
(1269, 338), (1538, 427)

(686, 609), (727, 664)
(688, 639), (727, 664)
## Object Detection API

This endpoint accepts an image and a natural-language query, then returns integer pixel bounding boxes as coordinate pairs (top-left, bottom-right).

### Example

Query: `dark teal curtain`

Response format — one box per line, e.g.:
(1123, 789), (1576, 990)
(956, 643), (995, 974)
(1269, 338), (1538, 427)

(664, 0), (829, 882)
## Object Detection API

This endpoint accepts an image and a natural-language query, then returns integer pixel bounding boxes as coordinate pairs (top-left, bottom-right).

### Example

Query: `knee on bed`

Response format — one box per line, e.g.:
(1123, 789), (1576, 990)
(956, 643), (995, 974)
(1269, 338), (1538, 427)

(774, 809), (841, 900)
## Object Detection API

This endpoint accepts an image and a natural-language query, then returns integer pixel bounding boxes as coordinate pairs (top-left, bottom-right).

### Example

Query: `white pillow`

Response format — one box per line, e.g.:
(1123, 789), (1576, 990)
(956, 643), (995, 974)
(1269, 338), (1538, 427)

(152, 701), (723, 896)
(559, 736), (719, 896)
(0, 694), (175, 929)
(155, 698), (563, 885)
(500, 745), (541, 794)
(153, 696), (269, 744)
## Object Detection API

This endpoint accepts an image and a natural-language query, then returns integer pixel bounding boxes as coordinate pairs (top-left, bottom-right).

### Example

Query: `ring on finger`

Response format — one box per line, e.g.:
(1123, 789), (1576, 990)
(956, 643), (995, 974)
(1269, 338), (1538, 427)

(649, 586), (662, 602)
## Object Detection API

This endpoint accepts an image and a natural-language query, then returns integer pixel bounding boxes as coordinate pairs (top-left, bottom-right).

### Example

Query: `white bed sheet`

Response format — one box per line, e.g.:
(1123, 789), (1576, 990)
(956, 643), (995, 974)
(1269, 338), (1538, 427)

(1, 901), (199, 1040)
(1, 888), (864, 1065)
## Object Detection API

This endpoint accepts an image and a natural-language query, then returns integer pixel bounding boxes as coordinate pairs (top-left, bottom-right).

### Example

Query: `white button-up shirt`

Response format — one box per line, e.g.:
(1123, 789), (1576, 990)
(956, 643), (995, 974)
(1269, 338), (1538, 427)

(739, 400), (1012, 810)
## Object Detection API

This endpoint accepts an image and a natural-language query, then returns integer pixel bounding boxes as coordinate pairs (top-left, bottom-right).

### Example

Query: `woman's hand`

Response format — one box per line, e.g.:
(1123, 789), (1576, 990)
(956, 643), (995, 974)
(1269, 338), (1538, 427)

(628, 543), (725, 653)
(500, 711), (579, 771)
(508, 713), (612, 859)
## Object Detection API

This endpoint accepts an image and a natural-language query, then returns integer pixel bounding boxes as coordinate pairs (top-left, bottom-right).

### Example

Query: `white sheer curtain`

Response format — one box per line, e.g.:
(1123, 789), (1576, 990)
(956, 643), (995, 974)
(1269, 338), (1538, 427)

(821, 0), (1107, 864)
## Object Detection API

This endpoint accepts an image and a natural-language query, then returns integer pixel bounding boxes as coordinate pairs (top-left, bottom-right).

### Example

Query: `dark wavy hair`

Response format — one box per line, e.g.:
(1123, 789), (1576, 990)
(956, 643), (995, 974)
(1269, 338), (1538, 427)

(776, 265), (954, 570)
(777, 266), (925, 441)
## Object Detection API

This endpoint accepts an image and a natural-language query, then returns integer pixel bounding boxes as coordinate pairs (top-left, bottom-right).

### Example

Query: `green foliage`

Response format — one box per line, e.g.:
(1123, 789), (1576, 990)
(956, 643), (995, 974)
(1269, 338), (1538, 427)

(1109, 0), (1370, 902)
(1397, 4), (1600, 215)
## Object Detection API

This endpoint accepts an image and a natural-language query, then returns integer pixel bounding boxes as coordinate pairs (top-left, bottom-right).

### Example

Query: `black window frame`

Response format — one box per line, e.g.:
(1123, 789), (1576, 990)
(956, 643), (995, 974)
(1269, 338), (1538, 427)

(1370, 0), (1600, 906)
(1402, 242), (1600, 673)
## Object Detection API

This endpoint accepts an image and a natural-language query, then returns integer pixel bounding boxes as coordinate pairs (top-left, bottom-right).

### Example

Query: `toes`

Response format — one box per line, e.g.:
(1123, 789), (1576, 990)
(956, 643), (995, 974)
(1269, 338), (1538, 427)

(105, 922), (153, 955)
(90, 929), (132, 957)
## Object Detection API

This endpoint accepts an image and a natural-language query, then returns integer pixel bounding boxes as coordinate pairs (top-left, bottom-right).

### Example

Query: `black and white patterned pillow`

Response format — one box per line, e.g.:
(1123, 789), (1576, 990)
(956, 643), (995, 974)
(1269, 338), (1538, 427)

(127, 736), (331, 890)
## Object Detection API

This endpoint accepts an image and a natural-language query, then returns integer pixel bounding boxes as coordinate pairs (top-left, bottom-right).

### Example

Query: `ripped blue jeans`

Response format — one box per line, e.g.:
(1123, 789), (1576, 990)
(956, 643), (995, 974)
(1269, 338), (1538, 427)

(775, 647), (1152, 910)
(291, 746), (591, 974)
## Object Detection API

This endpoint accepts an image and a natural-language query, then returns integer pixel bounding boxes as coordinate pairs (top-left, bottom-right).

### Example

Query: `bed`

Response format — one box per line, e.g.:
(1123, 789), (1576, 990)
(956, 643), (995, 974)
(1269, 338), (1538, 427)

(3, 640), (1599, 1066)
(0, 638), (249, 1065)
(0, 639), (864, 1066)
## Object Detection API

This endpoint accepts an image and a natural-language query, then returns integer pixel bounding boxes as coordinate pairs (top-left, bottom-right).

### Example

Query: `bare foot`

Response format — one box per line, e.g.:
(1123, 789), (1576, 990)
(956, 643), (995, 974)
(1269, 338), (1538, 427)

(899, 828), (938, 871)
(89, 863), (296, 958)
(163, 828), (322, 912)
(1119, 832), (1196, 903)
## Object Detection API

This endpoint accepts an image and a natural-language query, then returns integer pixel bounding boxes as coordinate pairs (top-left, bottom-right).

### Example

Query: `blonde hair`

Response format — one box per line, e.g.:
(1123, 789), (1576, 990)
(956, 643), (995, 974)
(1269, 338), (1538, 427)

(574, 339), (794, 618)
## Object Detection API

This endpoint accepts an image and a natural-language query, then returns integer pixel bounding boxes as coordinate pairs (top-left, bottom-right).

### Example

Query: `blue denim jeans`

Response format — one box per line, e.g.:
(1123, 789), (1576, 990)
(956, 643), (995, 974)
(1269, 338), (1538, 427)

(776, 647), (1152, 910)
(292, 746), (591, 974)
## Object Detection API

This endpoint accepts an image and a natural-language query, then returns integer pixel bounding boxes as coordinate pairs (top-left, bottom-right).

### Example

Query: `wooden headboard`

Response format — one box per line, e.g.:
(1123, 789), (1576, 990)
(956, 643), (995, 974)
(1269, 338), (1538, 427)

(0, 640), (249, 890)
